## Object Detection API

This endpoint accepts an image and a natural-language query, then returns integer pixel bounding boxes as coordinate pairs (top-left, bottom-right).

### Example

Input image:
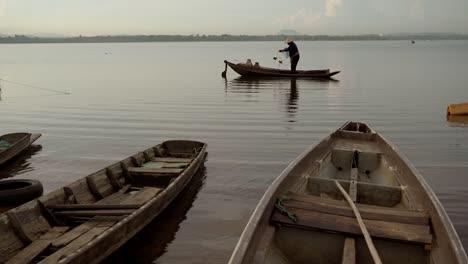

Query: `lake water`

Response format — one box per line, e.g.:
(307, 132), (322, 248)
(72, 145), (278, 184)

(0, 40), (467, 263)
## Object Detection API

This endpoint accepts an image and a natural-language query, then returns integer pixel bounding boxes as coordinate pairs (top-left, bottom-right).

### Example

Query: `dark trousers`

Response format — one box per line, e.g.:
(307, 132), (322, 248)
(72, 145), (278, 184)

(291, 55), (300, 72)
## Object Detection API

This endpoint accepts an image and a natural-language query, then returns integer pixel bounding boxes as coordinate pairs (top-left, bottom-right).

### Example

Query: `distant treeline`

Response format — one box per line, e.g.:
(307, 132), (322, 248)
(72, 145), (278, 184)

(1, 34), (468, 43)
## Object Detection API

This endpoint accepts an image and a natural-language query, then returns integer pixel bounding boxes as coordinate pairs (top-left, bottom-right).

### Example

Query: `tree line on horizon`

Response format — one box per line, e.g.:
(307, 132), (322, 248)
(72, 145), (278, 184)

(0, 33), (467, 43)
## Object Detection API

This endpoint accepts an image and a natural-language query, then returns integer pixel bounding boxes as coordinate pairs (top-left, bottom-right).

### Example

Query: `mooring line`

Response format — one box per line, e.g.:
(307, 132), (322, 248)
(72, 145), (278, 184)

(0, 78), (70, 95)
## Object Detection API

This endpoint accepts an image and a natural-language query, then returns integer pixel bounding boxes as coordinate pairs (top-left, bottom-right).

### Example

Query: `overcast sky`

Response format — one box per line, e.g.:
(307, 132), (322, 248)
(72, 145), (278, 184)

(1, 0), (467, 36)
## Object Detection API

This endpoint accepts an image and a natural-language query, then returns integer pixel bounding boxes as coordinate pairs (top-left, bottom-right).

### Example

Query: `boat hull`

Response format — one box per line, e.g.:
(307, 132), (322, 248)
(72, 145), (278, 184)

(225, 60), (340, 79)
(0, 140), (207, 264)
(0, 133), (41, 166)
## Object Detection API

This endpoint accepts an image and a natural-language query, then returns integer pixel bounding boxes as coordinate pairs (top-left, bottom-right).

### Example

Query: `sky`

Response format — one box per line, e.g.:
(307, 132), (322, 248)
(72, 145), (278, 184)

(0, 0), (467, 36)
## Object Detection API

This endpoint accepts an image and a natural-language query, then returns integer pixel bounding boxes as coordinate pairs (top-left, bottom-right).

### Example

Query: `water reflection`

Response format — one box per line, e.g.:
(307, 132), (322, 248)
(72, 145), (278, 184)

(104, 166), (207, 264)
(286, 79), (299, 123)
(447, 115), (468, 127)
(226, 77), (337, 123)
(0, 144), (42, 179)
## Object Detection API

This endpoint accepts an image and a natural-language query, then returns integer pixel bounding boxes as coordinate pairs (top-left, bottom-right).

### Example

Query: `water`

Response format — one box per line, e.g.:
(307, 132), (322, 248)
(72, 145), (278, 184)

(0, 40), (467, 263)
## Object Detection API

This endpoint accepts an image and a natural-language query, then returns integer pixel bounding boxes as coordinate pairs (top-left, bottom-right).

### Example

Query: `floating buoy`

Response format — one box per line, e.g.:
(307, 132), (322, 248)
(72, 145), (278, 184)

(447, 102), (468, 116)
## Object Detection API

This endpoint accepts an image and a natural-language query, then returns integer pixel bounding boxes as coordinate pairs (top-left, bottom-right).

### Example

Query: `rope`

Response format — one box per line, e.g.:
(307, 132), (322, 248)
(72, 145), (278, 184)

(0, 78), (70, 95)
(275, 196), (297, 223)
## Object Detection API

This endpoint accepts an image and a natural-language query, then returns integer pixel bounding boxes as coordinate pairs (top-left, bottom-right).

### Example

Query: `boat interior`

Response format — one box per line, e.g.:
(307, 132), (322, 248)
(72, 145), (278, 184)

(265, 122), (432, 264)
(0, 140), (204, 263)
(0, 133), (30, 153)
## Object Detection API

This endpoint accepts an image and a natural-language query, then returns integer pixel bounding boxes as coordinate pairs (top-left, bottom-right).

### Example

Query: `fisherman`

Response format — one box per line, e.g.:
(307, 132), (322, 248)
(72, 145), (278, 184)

(278, 37), (300, 72)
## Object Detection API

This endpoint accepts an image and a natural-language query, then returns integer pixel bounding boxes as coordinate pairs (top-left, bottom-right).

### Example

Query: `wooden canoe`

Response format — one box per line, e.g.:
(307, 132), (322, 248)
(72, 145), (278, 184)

(224, 60), (340, 79)
(0, 133), (41, 166)
(0, 140), (207, 264)
(229, 122), (467, 264)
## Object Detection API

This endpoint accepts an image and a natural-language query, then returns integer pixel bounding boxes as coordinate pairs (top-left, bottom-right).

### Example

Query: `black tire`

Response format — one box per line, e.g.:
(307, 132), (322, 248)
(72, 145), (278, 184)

(0, 179), (43, 205)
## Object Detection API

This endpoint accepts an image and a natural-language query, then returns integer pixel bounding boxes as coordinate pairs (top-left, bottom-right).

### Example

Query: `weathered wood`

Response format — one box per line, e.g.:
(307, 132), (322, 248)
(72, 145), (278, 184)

(131, 156), (142, 167)
(106, 168), (122, 190)
(95, 184), (132, 205)
(307, 177), (402, 207)
(283, 194), (429, 226)
(349, 168), (358, 202)
(63, 187), (77, 204)
(335, 180), (382, 264)
(153, 145), (167, 157)
(128, 167), (183, 176)
(143, 151), (151, 162)
(120, 162), (134, 183)
(0, 133), (41, 166)
(66, 180), (97, 204)
(0, 140), (207, 264)
(6, 227), (69, 264)
(341, 237), (355, 264)
(48, 204), (140, 210)
(271, 207), (432, 244)
(7, 211), (33, 245)
(152, 157), (193, 163)
(51, 221), (101, 248)
(86, 176), (104, 200)
(37, 200), (62, 226)
(42, 220), (116, 263)
(120, 187), (163, 205)
(53, 209), (135, 217)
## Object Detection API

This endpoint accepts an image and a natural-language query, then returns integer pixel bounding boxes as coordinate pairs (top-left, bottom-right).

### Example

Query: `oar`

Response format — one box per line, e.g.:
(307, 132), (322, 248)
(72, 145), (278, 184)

(335, 180), (382, 264)
(221, 61), (228, 78)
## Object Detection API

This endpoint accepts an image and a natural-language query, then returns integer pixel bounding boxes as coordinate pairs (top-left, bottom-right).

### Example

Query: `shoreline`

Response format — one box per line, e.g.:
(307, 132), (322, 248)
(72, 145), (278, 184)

(1, 34), (467, 44)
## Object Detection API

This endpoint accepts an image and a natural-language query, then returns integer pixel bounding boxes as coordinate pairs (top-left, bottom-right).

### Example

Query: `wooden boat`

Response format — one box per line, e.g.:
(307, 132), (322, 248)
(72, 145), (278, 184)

(447, 102), (468, 116)
(229, 122), (467, 264)
(0, 140), (207, 264)
(0, 133), (41, 166)
(223, 60), (340, 79)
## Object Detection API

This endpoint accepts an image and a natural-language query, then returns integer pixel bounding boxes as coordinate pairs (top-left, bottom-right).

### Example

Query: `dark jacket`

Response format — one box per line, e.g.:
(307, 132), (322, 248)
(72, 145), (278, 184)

(280, 42), (300, 58)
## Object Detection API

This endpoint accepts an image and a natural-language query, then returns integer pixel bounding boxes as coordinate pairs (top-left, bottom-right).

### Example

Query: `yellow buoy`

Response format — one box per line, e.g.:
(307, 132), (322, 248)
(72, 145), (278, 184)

(447, 102), (468, 115)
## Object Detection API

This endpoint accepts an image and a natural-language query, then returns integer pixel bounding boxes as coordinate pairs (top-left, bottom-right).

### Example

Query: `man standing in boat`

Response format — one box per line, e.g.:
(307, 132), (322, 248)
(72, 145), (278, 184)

(279, 37), (300, 72)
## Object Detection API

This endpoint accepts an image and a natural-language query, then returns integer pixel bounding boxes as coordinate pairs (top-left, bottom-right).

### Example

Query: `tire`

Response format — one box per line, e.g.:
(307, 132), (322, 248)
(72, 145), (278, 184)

(0, 179), (43, 205)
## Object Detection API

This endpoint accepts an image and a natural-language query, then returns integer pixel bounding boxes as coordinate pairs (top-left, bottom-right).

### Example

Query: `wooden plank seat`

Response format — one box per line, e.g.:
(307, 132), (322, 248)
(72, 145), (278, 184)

(307, 177), (403, 207)
(53, 209), (135, 217)
(271, 207), (432, 244)
(127, 167), (184, 177)
(152, 157), (192, 163)
(284, 193), (429, 226)
(95, 186), (162, 206)
(48, 204), (140, 210)
(127, 167), (184, 186)
(6, 227), (70, 264)
(142, 161), (188, 169)
(49, 186), (162, 220)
